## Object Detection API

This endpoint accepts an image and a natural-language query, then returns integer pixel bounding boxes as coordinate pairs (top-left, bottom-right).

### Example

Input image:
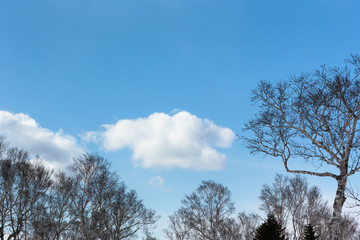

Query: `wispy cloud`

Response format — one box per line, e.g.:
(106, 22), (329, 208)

(148, 175), (164, 187)
(85, 111), (236, 170)
(0, 110), (83, 170)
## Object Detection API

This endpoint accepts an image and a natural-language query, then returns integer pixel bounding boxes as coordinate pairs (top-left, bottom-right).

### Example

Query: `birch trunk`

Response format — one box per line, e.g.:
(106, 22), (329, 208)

(328, 175), (347, 240)
(243, 55), (360, 240)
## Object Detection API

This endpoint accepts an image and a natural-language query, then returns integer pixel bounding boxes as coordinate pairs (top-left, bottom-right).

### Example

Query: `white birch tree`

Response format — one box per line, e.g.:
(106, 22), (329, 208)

(165, 180), (238, 240)
(243, 54), (360, 240)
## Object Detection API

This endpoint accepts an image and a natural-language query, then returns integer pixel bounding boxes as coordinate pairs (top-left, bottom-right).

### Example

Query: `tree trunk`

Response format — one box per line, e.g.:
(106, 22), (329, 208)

(328, 175), (347, 240)
(81, 209), (86, 240)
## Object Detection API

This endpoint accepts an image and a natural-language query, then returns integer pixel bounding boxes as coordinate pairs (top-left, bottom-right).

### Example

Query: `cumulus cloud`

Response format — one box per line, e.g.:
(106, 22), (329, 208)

(87, 111), (235, 170)
(0, 110), (83, 170)
(148, 176), (164, 187)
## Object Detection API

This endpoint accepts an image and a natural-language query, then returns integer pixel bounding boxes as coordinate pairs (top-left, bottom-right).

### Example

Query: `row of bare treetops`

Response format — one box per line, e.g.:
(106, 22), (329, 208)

(0, 136), (359, 240)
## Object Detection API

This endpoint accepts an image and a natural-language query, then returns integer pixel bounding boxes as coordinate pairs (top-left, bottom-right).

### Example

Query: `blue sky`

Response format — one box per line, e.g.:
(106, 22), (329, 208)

(1, 0), (360, 238)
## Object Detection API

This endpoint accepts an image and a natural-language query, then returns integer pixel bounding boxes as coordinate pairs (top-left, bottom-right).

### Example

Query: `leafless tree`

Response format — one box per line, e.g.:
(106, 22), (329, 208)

(346, 181), (360, 214)
(237, 212), (261, 240)
(165, 180), (238, 240)
(338, 214), (359, 240)
(259, 174), (329, 239)
(164, 211), (192, 240)
(70, 154), (115, 240)
(217, 218), (242, 240)
(243, 54), (360, 239)
(29, 171), (77, 240)
(259, 174), (291, 229)
(305, 186), (331, 240)
(0, 137), (159, 240)
(0, 137), (12, 240)
(287, 174), (309, 239)
(0, 137), (53, 240)
(70, 153), (159, 240)
(143, 229), (159, 240)
(108, 184), (159, 239)
(259, 174), (360, 240)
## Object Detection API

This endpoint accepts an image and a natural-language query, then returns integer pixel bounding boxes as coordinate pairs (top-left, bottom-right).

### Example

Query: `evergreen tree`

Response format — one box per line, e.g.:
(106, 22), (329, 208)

(254, 214), (286, 240)
(303, 224), (318, 240)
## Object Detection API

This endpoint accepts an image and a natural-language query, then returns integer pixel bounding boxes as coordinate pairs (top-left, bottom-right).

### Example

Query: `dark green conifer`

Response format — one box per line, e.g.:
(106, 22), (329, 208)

(303, 224), (318, 240)
(254, 214), (286, 240)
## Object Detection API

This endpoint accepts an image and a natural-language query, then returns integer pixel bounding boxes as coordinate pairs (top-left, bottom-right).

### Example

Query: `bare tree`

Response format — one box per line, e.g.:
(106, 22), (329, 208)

(165, 180), (238, 240)
(243, 54), (360, 239)
(259, 174), (327, 239)
(259, 174), (291, 229)
(305, 186), (331, 240)
(259, 174), (360, 240)
(164, 211), (192, 240)
(30, 171), (77, 240)
(0, 138), (53, 240)
(70, 154), (114, 240)
(287, 174), (309, 239)
(237, 212), (261, 240)
(346, 181), (360, 214)
(0, 137), (12, 240)
(70, 153), (159, 240)
(143, 229), (159, 240)
(0, 138), (158, 239)
(108, 184), (159, 239)
(339, 214), (359, 240)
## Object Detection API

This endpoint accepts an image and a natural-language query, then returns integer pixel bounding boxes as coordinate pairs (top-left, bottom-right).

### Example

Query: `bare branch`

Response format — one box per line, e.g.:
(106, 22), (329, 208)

(243, 54), (360, 240)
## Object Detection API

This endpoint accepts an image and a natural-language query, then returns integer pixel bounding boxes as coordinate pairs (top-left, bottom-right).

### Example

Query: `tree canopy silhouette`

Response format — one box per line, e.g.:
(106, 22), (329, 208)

(0, 136), (159, 240)
(254, 214), (286, 240)
(303, 224), (318, 240)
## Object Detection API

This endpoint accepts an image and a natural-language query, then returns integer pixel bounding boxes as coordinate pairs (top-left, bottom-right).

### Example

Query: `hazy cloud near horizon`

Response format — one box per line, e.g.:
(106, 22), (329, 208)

(0, 110), (83, 170)
(84, 111), (236, 170)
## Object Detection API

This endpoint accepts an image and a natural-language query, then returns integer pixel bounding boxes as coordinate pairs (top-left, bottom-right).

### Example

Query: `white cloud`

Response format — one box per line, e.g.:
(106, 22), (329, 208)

(0, 110), (83, 170)
(88, 111), (236, 170)
(81, 131), (100, 143)
(149, 175), (164, 187)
